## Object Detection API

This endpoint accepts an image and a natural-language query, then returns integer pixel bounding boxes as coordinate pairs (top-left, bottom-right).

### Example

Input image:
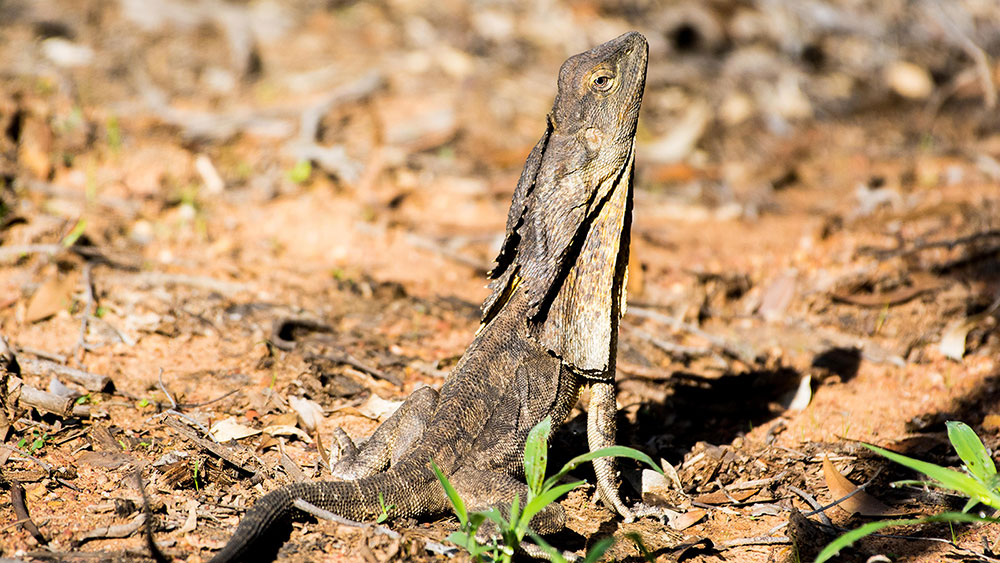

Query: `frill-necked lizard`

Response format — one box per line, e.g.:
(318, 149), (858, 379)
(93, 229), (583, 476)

(209, 31), (648, 562)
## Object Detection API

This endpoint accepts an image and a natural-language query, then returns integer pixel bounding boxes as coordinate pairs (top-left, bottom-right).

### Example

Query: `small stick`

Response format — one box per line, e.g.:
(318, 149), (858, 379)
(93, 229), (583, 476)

(0, 443), (54, 473)
(133, 469), (170, 563)
(626, 325), (716, 360)
(0, 244), (63, 261)
(307, 353), (403, 387)
(858, 229), (1000, 260)
(291, 498), (401, 540)
(75, 261), (97, 356)
(18, 357), (111, 392)
(158, 369), (178, 410)
(787, 485), (834, 527)
(277, 439), (308, 483)
(616, 362), (673, 380)
(725, 473), (787, 491)
(15, 346), (67, 364)
(75, 513), (146, 545)
(18, 382), (74, 416)
(109, 272), (251, 296)
(403, 232), (491, 274)
(11, 480), (47, 544)
(161, 415), (259, 478)
(717, 536), (791, 549)
(627, 306), (758, 364)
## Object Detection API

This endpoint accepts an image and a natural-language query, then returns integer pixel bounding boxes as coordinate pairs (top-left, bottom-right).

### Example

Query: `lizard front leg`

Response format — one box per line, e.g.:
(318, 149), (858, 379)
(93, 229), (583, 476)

(587, 380), (634, 521)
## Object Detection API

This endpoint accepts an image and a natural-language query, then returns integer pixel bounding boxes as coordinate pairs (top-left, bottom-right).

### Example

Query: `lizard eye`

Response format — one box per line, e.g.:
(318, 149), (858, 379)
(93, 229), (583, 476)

(590, 71), (615, 92)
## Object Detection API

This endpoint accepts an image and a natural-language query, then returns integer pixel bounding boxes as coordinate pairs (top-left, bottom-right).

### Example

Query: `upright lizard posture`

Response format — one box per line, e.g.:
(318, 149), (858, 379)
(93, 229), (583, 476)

(210, 31), (648, 562)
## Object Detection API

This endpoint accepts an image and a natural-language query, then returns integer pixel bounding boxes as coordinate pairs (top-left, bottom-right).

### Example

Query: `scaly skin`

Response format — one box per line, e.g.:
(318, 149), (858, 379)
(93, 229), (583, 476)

(209, 31), (648, 562)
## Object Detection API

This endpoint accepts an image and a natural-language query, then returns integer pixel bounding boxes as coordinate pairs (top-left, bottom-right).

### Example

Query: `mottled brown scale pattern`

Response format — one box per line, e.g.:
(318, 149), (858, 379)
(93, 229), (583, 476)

(209, 31), (647, 563)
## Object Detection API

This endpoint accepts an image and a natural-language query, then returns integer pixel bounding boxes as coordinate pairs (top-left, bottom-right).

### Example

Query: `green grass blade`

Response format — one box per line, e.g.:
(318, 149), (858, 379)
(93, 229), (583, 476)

(543, 446), (661, 491)
(946, 421), (997, 483)
(815, 512), (1000, 563)
(524, 417), (552, 500)
(518, 480), (585, 537)
(526, 532), (569, 563)
(480, 506), (510, 529)
(863, 443), (1000, 508)
(431, 459), (468, 526)
(581, 536), (615, 563)
(509, 493), (521, 533)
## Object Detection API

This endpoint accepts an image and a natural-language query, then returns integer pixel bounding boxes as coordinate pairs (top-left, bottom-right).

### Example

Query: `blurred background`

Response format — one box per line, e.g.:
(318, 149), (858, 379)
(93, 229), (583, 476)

(2, 1), (998, 295)
(2, 2), (1000, 561)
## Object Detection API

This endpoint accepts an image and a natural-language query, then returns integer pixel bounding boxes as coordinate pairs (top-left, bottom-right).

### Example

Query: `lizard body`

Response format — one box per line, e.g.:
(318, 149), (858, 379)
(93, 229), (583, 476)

(209, 31), (647, 562)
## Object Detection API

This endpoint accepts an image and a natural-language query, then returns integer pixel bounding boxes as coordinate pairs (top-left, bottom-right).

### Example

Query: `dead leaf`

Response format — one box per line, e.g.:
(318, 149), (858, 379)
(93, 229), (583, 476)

(784, 374), (812, 411)
(693, 488), (756, 505)
(351, 393), (403, 421)
(288, 396), (324, 432)
(178, 499), (199, 534)
(77, 450), (135, 469)
(209, 417), (261, 442)
(262, 424), (311, 443)
(661, 457), (683, 491)
(983, 414), (1000, 432)
(668, 508), (706, 530)
(641, 469), (672, 506)
(939, 294), (1000, 361)
(822, 454), (904, 516)
(26, 272), (78, 323)
(758, 270), (797, 323)
(18, 116), (53, 179)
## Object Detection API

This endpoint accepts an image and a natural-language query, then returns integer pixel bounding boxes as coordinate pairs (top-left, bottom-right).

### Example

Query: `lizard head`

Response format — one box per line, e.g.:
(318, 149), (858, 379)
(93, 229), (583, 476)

(552, 31), (648, 153)
(482, 32), (648, 375)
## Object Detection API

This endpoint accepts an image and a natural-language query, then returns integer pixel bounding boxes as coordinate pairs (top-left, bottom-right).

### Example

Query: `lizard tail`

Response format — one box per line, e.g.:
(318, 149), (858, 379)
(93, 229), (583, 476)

(209, 471), (430, 563)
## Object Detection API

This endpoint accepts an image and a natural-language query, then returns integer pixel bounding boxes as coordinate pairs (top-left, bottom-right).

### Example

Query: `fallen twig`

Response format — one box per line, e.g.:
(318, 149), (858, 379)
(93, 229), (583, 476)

(626, 325), (718, 361)
(11, 480), (47, 544)
(75, 261), (98, 356)
(295, 498), (460, 558)
(726, 473), (787, 491)
(626, 306), (759, 364)
(0, 443), (54, 473)
(292, 498), (399, 539)
(24, 180), (140, 216)
(857, 229), (1000, 260)
(924, 0), (996, 109)
(277, 439), (308, 483)
(307, 353), (403, 387)
(133, 469), (170, 563)
(717, 535), (791, 549)
(18, 382), (75, 416)
(19, 357), (112, 392)
(108, 271), (251, 296)
(15, 346), (67, 364)
(75, 512), (146, 545)
(161, 415), (259, 479)
(403, 232), (491, 274)
(767, 470), (882, 535)
(0, 244), (63, 261)
(787, 485), (834, 527)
